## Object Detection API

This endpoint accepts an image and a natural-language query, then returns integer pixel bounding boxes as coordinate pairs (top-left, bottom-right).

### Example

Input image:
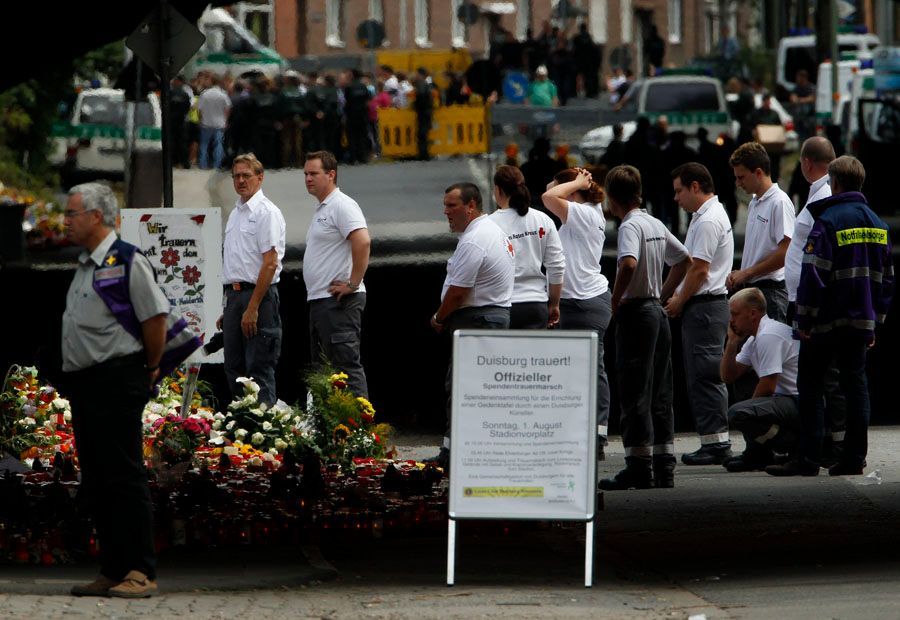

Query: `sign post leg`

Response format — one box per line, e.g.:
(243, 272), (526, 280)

(447, 518), (456, 586)
(584, 519), (594, 587)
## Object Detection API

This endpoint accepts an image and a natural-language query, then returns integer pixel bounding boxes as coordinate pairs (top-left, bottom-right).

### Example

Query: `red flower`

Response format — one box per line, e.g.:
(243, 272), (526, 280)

(161, 248), (180, 267)
(182, 265), (201, 286)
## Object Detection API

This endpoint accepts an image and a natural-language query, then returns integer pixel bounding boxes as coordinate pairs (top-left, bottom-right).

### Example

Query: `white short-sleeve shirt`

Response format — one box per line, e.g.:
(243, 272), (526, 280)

(223, 189), (286, 285)
(617, 209), (689, 300)
(490, 207), (565, 303)
(304, 188), (368, 301)
(735, 315), (800, 396)
(677, 196), (734, 296)
(442, 214), (515, 308)
(559, 201), (608, 300)
(740, 183), (796, 281)
(197, 86), (231, 129)
(785, 174), (831, 302)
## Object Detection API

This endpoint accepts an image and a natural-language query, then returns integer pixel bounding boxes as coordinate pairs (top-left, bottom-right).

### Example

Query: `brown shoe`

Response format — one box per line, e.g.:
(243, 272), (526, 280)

(107, 570), (158, 599)
(70, 575), (118, 597)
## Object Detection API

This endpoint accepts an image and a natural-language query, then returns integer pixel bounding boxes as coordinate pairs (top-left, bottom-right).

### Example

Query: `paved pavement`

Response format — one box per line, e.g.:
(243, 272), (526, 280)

(2, 429), (899, 619)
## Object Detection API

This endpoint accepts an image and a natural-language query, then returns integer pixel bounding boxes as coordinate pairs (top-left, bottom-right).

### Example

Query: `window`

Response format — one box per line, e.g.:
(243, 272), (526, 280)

(369, 0), (384, 22)
(415, 0), (431, 48)
(326, 0), (346, 48)
(620, 0), (632, 44)
(590, 0), (608, 44)
(667, 0), (681, 44)
(644, 82), (721, 112)
(451, 0), (467, 47)
(80, 95), (154, 128)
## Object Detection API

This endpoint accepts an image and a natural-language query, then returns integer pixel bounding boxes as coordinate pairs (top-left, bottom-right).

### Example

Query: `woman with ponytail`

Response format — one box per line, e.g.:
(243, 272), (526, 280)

(490, 165), (566, 329)
(541, 167), (612, 458)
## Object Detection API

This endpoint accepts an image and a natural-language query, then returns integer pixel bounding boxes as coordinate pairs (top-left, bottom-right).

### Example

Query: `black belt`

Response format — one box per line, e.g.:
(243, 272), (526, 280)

(225, 282), (256, 291)
(620, 297), (660, 306)
(748, 279), (786, 290)
(686, 293), (727, 305)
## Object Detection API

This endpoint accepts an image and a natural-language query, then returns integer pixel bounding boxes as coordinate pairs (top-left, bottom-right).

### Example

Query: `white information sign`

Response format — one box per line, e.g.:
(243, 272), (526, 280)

(120, 208), (223, 363)
(448, 330), (598, 521)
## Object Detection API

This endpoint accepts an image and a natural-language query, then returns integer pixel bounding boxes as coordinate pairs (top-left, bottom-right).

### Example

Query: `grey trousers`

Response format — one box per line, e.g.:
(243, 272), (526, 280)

(559, 291), (612, 442)
(510, 301), (549, 330)
(615, 299), (675, 462)
(754, 280), (788, 323)
(728, 394), (800, 457)
(309, 293), (368, 398)
(224, 286), (282, 406)
(681, 296), (730, 447)
(443, 305), (511, 449)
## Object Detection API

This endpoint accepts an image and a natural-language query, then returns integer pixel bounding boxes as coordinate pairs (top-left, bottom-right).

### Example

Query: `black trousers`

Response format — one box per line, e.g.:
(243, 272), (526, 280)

(224, 286), (282, 406)
(309, 293), (368, 398)
(615, 300), (675, 465)
(63, 353), (156, 581)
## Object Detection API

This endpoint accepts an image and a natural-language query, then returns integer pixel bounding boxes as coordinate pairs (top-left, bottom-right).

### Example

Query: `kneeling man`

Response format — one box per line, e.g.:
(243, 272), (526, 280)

(720, 288), (801, 471)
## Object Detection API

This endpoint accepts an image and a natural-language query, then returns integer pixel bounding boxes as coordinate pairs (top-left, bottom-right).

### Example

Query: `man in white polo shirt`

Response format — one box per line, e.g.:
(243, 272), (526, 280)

(665, 163), (735, 465)
(428, 182), (515, 468)
(720, 288), (801, 472)
(303, 150), (372, 397)
(601, 165), (691, 490)
(783, 137), (845, 465)
(220, 153), (286, 406)
(727, 141), (795, 322)
(197, 73), (231, 170)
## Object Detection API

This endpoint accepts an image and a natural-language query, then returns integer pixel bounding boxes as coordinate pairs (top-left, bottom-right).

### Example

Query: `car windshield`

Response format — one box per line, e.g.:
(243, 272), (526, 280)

(80, 95), (155, 127)
(644, 82), (720, 113)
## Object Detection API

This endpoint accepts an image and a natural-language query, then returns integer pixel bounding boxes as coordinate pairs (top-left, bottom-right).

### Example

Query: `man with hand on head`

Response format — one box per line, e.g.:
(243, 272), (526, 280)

(601, 165), (691, 490)
(428, 183), (515, 469)
(303, 150), (371, 397)
(720, 288), (801, 472)
(220, 153), (286, 407)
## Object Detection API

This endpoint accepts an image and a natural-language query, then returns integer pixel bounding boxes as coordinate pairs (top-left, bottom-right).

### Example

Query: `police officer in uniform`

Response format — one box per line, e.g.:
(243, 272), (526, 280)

(428, 182), (515, 468)
(278, 70), (308, 168)
(344, 69), (373, 164)
(61, 183), (200, 598)
(412, 67), (435, 161)
(665, 163), (735, 465)
(601, 165), (691, 490)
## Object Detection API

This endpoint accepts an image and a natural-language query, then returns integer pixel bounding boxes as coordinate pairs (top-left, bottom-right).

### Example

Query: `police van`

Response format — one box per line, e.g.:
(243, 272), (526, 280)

(186, 8), (286, 78)
(48, 88), (161, 185)
(580, 74), (732, 162)
(777, 30), (880, 93)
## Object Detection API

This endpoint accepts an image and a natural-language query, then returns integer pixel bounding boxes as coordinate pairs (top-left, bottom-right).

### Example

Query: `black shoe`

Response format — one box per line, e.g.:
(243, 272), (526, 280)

(597, 444), (606, 462)
(765, 458), (819, 477)
(820, 441), (845, 468)
(599, 468), (653, 491)
(681, 445), (733, 466)
(828, 460), (865, 476)
(653, 471), (675, 488)
(423, 448), (450, 471)
(724, 457), (769, 472)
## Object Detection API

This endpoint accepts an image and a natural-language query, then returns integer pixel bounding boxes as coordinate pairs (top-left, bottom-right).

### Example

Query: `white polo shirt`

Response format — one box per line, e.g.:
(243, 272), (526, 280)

(223, 189), (286, 285)
(785, 174), (831, 302)
(442, 214), (515, 308)
(740, 183), (795, 282)
(617, 209), (689, 300)
(490, 207), (565, 303)
(197, 85), (231, 129)
(304, 188), (368, 301)
(735, 315), (800, 396)
(559, 201), (608, 300)
(677, 196), (734, 296)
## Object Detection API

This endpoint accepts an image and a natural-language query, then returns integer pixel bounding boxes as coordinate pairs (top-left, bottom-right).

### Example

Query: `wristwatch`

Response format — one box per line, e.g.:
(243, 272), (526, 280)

(347, 280), (360, 291)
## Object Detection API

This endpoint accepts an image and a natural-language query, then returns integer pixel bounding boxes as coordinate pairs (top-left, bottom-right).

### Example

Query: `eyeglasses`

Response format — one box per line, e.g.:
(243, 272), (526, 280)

(64, 209), (96, 218)
(232, 172), (259, 180)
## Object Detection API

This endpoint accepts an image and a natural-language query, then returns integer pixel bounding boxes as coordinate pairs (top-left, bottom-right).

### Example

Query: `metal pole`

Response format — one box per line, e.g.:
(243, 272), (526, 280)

(446, 518), (456, 586)
(584, 519), (594, 587)
(125, 61), (140, 208)
(158, 0), (174, 208)
(831, 0), (840, 123)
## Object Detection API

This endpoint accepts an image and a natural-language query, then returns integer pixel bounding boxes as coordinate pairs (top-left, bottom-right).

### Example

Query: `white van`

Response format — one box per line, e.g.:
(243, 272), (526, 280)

(777, 32), (880, 92)
(186, 8), (286, 78)
(815, 59), (863, 129)
(49, 88), (161, 184)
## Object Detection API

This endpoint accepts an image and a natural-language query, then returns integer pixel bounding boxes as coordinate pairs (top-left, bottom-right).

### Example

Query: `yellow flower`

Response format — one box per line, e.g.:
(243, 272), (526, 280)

(333, 424), (351, 442)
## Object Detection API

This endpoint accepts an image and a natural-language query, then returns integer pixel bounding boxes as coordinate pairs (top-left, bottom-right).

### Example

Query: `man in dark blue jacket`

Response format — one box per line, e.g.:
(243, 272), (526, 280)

(767, 156), (894, 477)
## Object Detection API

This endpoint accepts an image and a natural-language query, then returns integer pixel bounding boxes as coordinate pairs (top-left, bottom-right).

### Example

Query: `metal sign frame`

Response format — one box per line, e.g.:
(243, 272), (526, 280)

(446, 330), (598, 587)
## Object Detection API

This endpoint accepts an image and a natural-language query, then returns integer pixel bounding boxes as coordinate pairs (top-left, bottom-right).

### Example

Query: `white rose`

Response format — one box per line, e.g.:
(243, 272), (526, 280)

(212, 421), (222, 431)
(52, 397), (70, 411)
(226, 420), (236, 430)
(262, 452), (275, 462)
(63, 411), (72, 422)
(214, 412), (226, 420)
(236, 429), (248, 439)
(249, 456), (263, 467)
(251, 408), (264, 417)
(251, 432), (265, 445)
(262, 421), (273, 431)
(149, 403), (166, 415)
(259, 401), (268, 412)
(21, 417), (36, 426)
(224, 446), (239, 456)
(274, 439), (288, 450)
(268, 447), (278, 456)
(44, 420), (55, 429)
(281, 412), (293, 423)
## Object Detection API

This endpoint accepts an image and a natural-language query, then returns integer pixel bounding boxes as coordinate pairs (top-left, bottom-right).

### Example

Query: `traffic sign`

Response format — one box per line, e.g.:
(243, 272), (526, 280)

(126, 4), (205, 78)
